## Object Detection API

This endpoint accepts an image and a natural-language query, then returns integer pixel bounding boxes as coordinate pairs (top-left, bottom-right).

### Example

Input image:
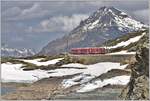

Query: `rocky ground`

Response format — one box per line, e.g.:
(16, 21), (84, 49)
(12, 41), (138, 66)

(1, 80), (124, 100)
(120, 33), (149, 100)
(52, 85), (124, 100)
(1, 76), (66, 100)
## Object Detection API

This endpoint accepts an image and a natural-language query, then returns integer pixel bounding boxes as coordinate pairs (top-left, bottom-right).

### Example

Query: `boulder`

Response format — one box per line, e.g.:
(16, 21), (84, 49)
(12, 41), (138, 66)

(120, 33), (149, 100)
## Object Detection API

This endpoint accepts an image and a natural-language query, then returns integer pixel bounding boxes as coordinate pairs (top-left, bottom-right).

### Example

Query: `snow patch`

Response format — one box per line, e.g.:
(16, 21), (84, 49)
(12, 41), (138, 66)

(1, 63), (51, 83)
(108, 32), (146, 49)
(120, 12), (127, 15)
(77, 75), (130, 93)
(18, 58), (63, 66)
(61, 63), (87, 68)
(61, 63), (128, 88)
(88, 20), (99, 29)
(106, 50), (136, 55)
(52, 62), (127, 77)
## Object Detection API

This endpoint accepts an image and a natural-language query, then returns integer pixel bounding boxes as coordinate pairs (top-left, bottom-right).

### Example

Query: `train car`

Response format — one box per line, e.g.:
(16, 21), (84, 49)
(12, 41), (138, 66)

(70, 47), (108, 54)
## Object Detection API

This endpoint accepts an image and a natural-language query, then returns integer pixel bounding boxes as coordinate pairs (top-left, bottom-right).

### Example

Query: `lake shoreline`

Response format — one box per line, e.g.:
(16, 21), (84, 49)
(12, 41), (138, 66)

(1, 77), (125, 100)
(1, 75), (75, 100)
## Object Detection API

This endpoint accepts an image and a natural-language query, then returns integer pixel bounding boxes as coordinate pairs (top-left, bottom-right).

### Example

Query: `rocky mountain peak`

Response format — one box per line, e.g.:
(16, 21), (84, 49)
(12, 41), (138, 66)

(77, 6), (128, 28)
(78, 6), (146, 32)
(39, 6), (147, 55)
(94, 6), (128, 18)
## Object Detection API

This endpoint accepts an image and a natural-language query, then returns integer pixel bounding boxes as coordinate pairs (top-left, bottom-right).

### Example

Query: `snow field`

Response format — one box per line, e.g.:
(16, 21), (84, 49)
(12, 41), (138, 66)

(18, 58), (64, 66)
(61, 63), (128, 88)
(77, 75), (130, 92)
(1, 59), (128, 84)
(1, 63), (50, 83)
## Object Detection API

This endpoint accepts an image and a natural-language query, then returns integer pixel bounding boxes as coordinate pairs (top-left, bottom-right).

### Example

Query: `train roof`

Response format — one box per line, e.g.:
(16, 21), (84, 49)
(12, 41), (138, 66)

(71, 47), (106, 49)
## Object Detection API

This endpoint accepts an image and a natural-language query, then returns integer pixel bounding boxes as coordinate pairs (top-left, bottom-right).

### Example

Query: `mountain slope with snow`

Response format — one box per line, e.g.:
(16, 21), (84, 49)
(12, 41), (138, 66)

(39, 6), (147, 55)
(1, 47), (35, 57)
(104, 30), (148, 53)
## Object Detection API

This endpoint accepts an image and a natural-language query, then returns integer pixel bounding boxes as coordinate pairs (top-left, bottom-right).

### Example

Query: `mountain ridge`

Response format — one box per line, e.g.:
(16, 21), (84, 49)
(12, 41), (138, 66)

(1, 47), (35, 57)
(39, 6), (147, 55)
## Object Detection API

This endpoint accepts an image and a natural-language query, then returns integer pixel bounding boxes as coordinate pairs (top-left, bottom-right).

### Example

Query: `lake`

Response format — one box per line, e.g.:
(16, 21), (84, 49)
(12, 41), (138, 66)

(1, 87), (16, 95)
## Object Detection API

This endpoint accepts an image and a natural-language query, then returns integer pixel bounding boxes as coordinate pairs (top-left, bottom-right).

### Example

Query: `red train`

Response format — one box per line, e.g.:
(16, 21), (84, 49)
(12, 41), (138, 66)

(70, 47), (108, 54)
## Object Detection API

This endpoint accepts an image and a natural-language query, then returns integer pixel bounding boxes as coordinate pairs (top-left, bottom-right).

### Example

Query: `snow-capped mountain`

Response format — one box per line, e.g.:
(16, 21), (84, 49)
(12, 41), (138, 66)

(1, 47), (35, 57)
(76, 6), (146, 32)
(39, 6), (147, 55)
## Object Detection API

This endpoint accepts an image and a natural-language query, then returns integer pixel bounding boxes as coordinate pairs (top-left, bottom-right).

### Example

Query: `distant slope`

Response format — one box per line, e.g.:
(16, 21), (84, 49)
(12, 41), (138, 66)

(103, 30), (149, 52)
(39, 6), (147, 55)
(1, 47), (35, 57)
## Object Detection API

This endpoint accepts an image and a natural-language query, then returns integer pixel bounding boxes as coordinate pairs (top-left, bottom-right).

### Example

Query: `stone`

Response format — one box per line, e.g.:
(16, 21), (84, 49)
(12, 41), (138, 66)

(120, 32), (149, 100)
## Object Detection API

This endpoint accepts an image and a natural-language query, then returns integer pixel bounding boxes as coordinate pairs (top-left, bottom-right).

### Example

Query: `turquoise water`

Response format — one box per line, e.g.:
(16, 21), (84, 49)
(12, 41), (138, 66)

(54, 88), (121, 100)
(1, 87), (16, 95)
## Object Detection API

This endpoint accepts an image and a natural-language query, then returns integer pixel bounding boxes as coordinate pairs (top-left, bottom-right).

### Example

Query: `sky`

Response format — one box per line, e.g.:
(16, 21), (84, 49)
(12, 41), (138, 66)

(1, 0), (149, 52)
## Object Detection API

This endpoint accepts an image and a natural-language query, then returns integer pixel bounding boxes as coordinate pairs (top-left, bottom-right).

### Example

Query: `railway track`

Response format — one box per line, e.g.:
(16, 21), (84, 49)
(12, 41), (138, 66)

(68, 53), (135, 64)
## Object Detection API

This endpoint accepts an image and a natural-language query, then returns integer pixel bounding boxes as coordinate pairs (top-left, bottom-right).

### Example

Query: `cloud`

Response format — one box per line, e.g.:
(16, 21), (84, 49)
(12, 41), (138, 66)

(2, 7), (21, 18)
(2, 3), (49, 20)
(28, 14), (89, 33)
(87, 0), (148, 10)
(18, 3), (49, 20)
(21, 3), (40, 15)
(3, 1), (148, 21)
(133, 9), (149, 24)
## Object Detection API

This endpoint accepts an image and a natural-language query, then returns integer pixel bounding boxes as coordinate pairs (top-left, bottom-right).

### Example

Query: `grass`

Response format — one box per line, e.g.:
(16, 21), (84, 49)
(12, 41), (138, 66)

(1, 54), (86, 70)
(69, 55), (103, 64)
(1, 51), (136, 71)
(89, 69), (131, 83)
(1, 57), (40, 70)
(1, 57), (24, 64)
(17, 55), (47, 60)
(104, 30), (148, 47)
(39, 54), (65, 62)
(55, 55), (86, 66)
(21, 54), (88, 70)
(21, 63), (38, 70)
(101, 30), (149, 53)
(1, 57), (16, 63)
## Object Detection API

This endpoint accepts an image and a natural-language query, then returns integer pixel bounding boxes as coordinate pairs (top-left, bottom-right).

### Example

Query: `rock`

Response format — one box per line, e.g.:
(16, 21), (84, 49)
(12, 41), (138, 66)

(120, 33), (149, 100)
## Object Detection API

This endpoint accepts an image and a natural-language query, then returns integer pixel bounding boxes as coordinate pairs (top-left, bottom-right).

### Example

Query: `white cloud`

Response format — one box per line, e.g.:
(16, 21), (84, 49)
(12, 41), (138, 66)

(133, 9), (149, 24)
(29, 14), (89, 33)
(2, 3), (49, 20)
(21, 3), (40, 15)
(2, 7), (21, 18)
(87, 0), (148, 10)
(17, 3), (49, 20)
(3, 1), (148, 21)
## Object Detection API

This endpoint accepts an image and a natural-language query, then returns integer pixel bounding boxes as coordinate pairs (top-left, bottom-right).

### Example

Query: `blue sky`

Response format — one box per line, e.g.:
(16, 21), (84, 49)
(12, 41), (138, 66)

(1, 0), (149, 52)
